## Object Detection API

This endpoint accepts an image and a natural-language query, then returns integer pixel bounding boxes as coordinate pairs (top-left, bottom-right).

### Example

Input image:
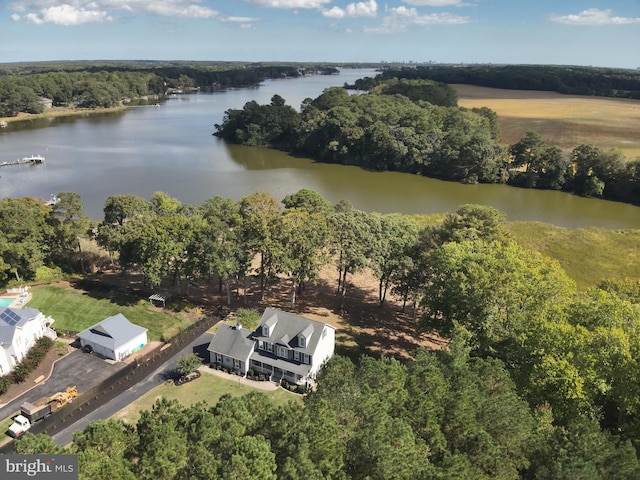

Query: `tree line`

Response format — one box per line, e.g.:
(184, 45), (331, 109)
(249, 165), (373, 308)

(214, 79), (640, 205)
(0, 63), (303, 117)
(351, 64), (640, 99)
(4, 189), (640, 477)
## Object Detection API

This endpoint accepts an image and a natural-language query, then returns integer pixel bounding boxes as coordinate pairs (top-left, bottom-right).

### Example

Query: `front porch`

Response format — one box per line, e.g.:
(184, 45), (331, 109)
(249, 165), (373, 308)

(249, 358), (308, 386)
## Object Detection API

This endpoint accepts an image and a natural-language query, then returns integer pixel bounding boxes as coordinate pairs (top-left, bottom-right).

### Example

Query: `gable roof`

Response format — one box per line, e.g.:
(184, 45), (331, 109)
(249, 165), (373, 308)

(255, 308), (334, 354)
(208, 324), (255, 361)
(0, 307), (41, 345)
(77, 313), (147, 351)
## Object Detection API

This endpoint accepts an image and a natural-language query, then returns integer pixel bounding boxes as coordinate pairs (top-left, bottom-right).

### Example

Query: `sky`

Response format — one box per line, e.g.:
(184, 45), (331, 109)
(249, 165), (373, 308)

(0, 1), (638, 68)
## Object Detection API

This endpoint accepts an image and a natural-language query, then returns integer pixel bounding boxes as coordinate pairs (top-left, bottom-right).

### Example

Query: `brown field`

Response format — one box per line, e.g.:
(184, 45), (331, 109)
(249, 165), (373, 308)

(454, 84), (640, 159)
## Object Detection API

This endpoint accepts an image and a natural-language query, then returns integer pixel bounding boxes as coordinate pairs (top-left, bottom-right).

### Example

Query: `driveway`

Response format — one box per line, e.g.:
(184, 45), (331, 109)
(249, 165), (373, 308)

(51, 332), (215, 446)
(0, 349), (124, 421)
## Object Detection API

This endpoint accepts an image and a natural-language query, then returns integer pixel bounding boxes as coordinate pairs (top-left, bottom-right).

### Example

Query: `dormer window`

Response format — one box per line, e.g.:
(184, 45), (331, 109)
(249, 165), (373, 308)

(298, 324), (313, 348)
(262, 324), (269, 336)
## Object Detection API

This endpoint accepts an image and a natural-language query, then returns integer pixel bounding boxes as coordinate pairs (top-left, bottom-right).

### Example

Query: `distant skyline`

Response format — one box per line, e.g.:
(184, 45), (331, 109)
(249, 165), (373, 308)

(0, 1), (639, 68)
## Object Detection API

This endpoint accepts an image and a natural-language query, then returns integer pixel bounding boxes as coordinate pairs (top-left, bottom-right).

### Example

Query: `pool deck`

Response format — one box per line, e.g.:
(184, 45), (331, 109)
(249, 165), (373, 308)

(0, 293), (32, 309)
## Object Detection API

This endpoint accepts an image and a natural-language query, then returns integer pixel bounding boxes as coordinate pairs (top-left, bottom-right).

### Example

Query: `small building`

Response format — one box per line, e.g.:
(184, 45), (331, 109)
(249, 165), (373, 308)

(77, 314), (147, 361)
(208, 308), (336, 386)
(0, 307), (57, 376)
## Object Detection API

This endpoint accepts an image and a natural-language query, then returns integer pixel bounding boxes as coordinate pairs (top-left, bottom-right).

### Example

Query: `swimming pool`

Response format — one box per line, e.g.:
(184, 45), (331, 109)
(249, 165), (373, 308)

(0, 297), (17, 307)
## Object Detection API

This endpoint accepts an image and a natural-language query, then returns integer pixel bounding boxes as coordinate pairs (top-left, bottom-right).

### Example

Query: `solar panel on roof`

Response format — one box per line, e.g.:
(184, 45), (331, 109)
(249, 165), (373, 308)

(0, 309), (21, 326)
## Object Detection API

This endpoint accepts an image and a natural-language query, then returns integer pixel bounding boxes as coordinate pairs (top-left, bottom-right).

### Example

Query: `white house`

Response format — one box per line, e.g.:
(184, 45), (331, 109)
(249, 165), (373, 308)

(77, 313), (147, 361)
(208, 308), (336, 386)
(0, 307), (57, 376)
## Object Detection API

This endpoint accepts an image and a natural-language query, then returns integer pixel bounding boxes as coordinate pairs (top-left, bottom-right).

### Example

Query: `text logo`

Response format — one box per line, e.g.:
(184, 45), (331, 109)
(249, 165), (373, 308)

(2, 455), (78, 480)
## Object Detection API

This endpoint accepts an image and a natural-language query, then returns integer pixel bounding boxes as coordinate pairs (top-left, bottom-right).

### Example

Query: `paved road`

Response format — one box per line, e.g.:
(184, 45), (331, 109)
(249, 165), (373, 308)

(51, 332), (214, 446)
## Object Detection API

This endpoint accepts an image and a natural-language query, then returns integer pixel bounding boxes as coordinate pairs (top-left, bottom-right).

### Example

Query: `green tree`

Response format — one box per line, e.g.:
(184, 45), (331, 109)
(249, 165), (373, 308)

(369, 213), (420, 306)
(239, 192), (283, 299)
(280, 208), (331, 307)
(330, 203), (376, 309)
(282, 188), (333, 214)
(49, 192), (91, 272)
(0, 197), (52, 284)
(419, 239), (575, 354)
(15, 432), (66, 454)
(177, 353), (202, 376)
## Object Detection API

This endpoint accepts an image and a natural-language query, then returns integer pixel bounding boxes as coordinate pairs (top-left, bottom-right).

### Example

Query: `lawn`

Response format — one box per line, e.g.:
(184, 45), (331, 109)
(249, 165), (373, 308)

(506, 222), (640, 290)
(26, 284), (192, 341)
(112, 370), (303, 425)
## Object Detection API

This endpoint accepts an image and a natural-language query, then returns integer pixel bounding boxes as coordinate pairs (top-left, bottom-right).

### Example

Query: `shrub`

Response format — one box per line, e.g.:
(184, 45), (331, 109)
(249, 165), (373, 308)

(9, 336), (55, 384)
(0, 375), (11, 395)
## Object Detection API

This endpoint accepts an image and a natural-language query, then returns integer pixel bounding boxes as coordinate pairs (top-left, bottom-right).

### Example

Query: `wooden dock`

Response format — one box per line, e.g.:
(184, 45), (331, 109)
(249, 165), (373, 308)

(0, 154), (45, 167)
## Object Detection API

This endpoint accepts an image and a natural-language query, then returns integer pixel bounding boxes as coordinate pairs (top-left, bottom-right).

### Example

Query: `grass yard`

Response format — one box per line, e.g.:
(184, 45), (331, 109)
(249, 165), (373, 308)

(506, 222), (640, 290)
(112, 370), (302, 425)
(454, 84), (640, 159)
(26, 284), (192, 341)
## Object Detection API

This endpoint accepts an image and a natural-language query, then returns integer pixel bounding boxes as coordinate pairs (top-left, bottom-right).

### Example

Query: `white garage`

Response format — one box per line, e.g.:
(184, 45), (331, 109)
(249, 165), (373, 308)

(77, 313), (148, 361)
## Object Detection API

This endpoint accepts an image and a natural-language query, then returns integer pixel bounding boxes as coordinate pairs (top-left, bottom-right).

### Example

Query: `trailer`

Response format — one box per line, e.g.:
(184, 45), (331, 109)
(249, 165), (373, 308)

(7, 386), (78, 438)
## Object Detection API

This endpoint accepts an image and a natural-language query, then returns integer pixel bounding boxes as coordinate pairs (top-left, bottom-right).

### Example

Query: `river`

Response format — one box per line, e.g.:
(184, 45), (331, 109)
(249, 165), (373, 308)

(0, 69), (639, 229)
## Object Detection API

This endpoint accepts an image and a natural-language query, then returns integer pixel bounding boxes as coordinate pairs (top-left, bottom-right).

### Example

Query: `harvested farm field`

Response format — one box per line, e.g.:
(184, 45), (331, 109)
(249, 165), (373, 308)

(454, 84), (640, 159)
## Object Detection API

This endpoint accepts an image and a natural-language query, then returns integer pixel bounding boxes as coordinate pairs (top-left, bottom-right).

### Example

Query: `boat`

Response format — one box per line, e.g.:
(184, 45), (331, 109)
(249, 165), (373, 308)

(21, 154), (45, 164)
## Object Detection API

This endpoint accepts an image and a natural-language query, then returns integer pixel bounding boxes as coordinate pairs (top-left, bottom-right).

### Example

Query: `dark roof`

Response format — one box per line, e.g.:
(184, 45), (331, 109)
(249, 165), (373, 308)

(207, 324), (255, 361)
(254, 308), (334, 354)
(77, 314), (147, 350)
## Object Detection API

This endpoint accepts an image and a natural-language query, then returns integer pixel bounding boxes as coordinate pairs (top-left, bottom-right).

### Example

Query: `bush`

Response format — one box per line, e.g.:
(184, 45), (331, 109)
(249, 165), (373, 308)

(9, 336), (55, 384)
(0, 375), (11, 395)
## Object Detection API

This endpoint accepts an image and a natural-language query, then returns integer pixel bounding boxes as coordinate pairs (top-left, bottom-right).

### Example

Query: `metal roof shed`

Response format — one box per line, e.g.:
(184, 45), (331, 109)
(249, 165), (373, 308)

(77, 313), (148, 361)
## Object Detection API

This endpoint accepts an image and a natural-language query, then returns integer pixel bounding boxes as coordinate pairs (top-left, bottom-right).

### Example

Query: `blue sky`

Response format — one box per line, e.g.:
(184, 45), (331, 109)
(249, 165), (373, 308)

(0, 1), (638, 68)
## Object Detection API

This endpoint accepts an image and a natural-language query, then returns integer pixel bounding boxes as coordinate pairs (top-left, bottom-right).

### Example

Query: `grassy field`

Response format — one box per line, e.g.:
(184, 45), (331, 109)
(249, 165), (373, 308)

(0, 106), (126, 124)
(454, 84), (640, 159)
(506, 222), (640, 290)
(112, 370), (302, 426)
(26, 284), (192, 341)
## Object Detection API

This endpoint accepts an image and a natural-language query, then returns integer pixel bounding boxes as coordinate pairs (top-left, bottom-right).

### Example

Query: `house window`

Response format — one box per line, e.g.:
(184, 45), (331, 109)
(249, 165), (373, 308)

(294, 351), (300, 361)
(262, 325), (269, 336)
(276, 346), (287, 358)
(299, 335), (306, 348)
(303, 354), (311, 364)
(258, 340), (264, 350)
(267, 343), (274, 353)
(233, 359), (241, 370)
(216, 353), (223, 363)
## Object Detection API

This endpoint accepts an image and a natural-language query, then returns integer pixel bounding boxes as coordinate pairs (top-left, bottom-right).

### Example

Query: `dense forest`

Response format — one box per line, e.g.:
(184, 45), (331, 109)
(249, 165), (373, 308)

(347, 64), (640, 99)
(214, 79), (640, 205)
(0, 62), (332, 117)
(5, 189), (640, 479)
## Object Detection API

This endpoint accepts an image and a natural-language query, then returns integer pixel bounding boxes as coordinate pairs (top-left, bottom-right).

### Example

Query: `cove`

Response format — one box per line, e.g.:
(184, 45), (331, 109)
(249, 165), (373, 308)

(0, 69), (638, 229)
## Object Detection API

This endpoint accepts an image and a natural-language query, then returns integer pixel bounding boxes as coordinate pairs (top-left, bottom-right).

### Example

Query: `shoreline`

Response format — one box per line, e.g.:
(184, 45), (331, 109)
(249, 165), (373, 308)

(0, 105), (129, 124)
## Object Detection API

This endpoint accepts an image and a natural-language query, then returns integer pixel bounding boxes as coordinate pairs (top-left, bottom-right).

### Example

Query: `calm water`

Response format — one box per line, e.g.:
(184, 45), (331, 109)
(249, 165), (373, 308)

(0, 69), (639, 229)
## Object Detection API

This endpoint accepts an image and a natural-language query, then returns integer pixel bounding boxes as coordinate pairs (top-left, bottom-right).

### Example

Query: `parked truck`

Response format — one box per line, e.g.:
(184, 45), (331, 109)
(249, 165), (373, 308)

(7, 386), (78, 438)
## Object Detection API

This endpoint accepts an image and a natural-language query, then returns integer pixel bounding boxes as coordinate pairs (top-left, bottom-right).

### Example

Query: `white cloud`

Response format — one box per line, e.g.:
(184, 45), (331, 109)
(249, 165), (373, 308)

(241, 0), (331, 8)
(222, 16), (260, 28)
(224, 16), (261, 23)
(322, 0), (377, 19)
(549, 8), (640, 26)
(402, 0), (470, 6)
(19, 4), (113, 25)
(9, 0), (219, 24)
(366, 5), (472, 32)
